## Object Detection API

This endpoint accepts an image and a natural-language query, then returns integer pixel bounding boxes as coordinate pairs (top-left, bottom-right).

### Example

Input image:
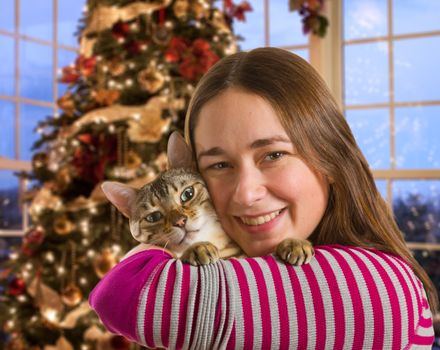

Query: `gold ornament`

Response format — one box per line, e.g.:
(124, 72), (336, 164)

(127, 97), (172, 143)
(82, 1), (172, 35)
(152, 24), (172, 46)
(53, 216), (75, 235)
(192, 0), (210, 19)
(93, 88), (121, 106)
(57, 93), (76, 116)
(61, 283), (83, 307)
(137, 66), (165, 93)
(211, 10), (231, 33)
(173, 0), (189, 18)
(29, 186), (63, 219)
(126, 150), (142, 169)
(108, 59), (126, 76)
(93, 248), (118, 278)
(55, 166), (72, 192)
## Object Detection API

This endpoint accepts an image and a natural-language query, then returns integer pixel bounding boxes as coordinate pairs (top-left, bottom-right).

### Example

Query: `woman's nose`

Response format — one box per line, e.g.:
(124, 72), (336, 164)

(232, 167), (266, 207)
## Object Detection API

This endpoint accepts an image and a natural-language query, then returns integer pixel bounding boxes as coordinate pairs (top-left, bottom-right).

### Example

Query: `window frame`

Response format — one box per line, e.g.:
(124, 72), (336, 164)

(0, 0), (78, 236)
(313, 0), (440, 252)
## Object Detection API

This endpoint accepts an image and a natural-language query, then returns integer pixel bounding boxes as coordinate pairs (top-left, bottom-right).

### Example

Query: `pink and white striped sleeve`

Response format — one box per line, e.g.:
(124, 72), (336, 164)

(89, 245), (435, 349)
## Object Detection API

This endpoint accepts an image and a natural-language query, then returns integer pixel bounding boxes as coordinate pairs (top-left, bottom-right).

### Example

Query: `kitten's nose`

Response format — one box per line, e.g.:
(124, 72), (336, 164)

(173, 216), (187, 228)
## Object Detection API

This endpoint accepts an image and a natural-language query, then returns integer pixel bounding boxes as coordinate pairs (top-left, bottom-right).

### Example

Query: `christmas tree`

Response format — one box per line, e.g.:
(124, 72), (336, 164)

(0, 0), (251, 349)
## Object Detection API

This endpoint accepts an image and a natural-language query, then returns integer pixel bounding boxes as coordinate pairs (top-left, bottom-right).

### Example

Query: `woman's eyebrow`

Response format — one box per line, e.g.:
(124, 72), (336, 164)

(197, 136), (291, 161)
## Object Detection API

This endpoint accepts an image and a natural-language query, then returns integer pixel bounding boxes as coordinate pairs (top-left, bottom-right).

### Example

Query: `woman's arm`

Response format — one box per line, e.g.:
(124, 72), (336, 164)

(89, 245), (434, 349)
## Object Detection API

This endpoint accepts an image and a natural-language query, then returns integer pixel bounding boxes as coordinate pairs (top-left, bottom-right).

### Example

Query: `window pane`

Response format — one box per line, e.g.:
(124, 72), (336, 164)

(269, 2), (307, 46)
(58, 0), (86, 47)
(291, 49), (309, 62)
(235, 0), (264, 50)
(20, 0), (53, 41)
(0, 237), (22, 264)
(346, 108), (390, 169)
(19, 41), (53, 102)
(0, 101), (15, 158)
(375, 180), (387, 201)
(344, 42), (389, 105)
(393, 180), (440, 244)
(20, 104), (53, 161)
(0, 0), (14, 32)
(395, 106), (440, 169)
(58, 49), (77, 97)
(344, 0), (387, 40)
(0, 170), (22, 230)
(394, 37), (440, 102)
(394, 0), (440, 35)
(0, 35), (15, 96)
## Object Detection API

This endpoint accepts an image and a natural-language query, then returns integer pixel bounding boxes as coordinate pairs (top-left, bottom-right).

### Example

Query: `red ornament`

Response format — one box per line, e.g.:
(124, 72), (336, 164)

(110, 335), (130, 350)
(164, 37), (188, 63)
(224, 0), (253, 22)
(76, 55), (97, 77)
(59, 65), (80, 84)
(165, 37), (219, 81)
(8, 277), (26, 296)
(72, 134), (117, 184)
(111, 20), (131, 39)
(124, 40), (147, 55)
(21, 227), (45, 256)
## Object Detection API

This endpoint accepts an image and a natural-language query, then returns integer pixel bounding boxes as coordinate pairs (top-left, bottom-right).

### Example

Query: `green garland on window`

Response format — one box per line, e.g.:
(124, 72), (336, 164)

(289, 0), (329, 37)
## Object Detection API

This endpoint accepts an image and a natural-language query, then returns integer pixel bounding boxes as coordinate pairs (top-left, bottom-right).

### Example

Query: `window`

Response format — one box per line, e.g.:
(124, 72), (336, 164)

(340, 0), (440, 316)
(0, 1), (84, 241)
(234, 0), (311, 60)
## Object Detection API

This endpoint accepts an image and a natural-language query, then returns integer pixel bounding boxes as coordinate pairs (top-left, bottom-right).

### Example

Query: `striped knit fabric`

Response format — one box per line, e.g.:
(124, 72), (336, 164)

(89, 245), (435, 349)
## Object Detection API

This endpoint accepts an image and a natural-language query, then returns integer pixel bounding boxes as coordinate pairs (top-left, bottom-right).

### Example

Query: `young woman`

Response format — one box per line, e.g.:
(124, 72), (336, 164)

(90, 47), (437, 349)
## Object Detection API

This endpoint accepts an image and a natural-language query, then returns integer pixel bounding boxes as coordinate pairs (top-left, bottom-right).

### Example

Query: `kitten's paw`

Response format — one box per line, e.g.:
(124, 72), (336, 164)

(181, 242), (220, 266)
(276, 238), (314, 265)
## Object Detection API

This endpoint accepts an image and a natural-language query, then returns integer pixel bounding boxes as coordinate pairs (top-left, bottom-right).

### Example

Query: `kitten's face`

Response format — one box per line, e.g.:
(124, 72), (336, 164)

(130, 168), (216, 254)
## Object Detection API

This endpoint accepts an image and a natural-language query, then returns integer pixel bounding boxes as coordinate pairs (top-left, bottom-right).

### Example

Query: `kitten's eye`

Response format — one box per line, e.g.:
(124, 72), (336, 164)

(180, 186), (194, 203)
(145, 211), (163, 223)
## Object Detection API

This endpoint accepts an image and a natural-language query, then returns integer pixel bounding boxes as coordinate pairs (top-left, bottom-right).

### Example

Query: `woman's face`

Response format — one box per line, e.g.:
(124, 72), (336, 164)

(194, 88), (329, 257)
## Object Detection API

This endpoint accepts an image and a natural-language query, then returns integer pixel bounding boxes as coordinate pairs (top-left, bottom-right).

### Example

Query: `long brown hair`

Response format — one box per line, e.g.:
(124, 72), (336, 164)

(184, 47), (439, 315)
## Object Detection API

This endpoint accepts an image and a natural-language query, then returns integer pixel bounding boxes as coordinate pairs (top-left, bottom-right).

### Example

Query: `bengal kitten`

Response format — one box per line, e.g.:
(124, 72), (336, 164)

(101, 132), (314, 266)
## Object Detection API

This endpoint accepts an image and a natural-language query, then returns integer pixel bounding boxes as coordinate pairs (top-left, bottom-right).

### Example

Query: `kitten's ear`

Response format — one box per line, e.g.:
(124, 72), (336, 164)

(101, 181), (138, 218)
(167, 131), (196, 170)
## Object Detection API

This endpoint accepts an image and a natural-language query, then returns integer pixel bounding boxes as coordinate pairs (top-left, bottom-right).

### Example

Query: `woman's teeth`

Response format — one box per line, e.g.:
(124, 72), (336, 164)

(240, 210), (282, 226)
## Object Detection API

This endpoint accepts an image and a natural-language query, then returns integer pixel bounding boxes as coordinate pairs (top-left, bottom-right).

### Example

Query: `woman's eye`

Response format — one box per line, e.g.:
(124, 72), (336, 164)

(209, 162), (229, 170)
(265, 151), (286, 161)
(145, 211), (162, 223)
(180, 186), (194, 202)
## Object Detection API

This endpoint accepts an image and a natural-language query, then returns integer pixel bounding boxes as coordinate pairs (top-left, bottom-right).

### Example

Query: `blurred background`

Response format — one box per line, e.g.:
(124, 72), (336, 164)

(0, 0), (439, 349)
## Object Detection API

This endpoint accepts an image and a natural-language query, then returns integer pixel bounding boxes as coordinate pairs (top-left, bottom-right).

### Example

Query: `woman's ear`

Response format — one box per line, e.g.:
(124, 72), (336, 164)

(167, 131), (196, 170)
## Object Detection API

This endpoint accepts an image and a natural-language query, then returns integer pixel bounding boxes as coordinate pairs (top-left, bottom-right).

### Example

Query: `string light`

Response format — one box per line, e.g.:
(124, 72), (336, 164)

(117, 37), (125, 44)
(128, 62), (136, 69)
(112, 244), (122, 255)
(79, 277), (88, 286)
(87, 249), (96, 258)
(57, 266), (66, 275)
(108, 124), (116, 133)
(17, 295), (27, 303)
(125, 79), (134, 87)
(42, 308), (59, 323)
